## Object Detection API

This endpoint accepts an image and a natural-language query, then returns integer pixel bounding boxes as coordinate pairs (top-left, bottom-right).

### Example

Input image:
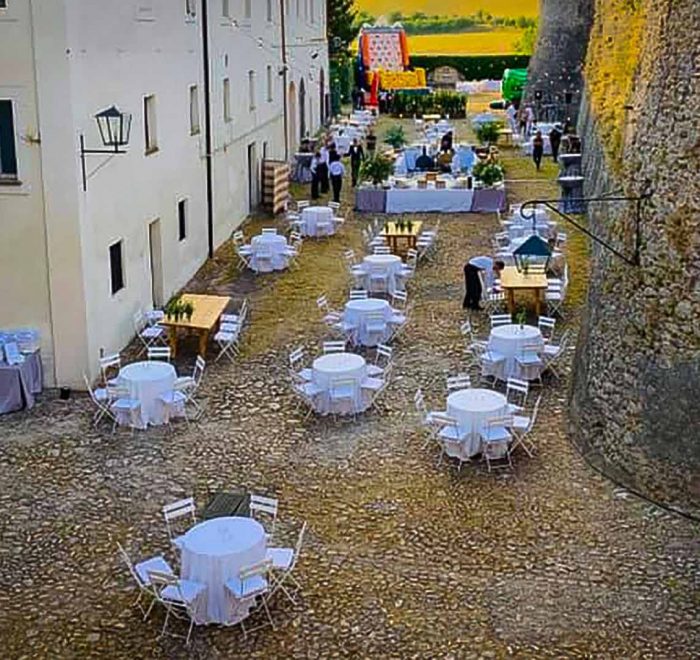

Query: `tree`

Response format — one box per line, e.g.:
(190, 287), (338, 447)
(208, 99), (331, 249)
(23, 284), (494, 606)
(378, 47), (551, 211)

(327, 0), (358, 56)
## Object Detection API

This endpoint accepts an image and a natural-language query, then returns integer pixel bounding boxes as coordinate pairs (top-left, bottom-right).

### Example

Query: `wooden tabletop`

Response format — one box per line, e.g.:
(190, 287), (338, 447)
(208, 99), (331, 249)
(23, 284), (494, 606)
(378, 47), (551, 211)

(381, 220), (423, 237)
(159, 294), (230, 331)
(499, 267), (548, 290)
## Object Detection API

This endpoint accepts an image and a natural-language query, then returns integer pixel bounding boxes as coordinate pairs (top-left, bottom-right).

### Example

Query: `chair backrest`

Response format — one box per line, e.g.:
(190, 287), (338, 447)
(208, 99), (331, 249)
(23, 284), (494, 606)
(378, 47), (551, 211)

(116, 542), (145, 588)
(250, 494), (279, 517)
(330, 378), (356, 394)
(100, 353), (121, 374)
(328, 201), (340, 210)
(239, 558), (273, 582)
(83, 374), (100, 404)
(238, 298), (249, 324)
(487, 415), (514, 429)
(366, 311), (386, 324)
(194, 356), (206, 383)
(316, 294), (329, 310)
(133, 310), (146, 331)
(406, 248), (418, 261)
(290, 521), (308, 571)
(322, 341), (346, 354)
(162, 497), (196, 540)
(506, 378), (529, 406)
(430, 412), (459, 428)
(343, 249), (356, 264)
(349, 290), (368, 300)
(373, 246), (391, 255)
(289, 346), (304, 367)
(147, 569), (179, 590)
(521, 342), (542, 355)
(296, 200), (310, 209)
(460, 320), (472, 337)
(261, 227), (277, 235)
(147, 346), (171, 362)
(391, 291), (408, 307)
(106, 383), (129, 400)
(232, 230), (245, 245)
(289, 231), (302, 242)
(529, 393), (543, 431)
(538, 316), (556, 332)
(446, 374), (471, 392)
(490, 314), (512, 327)
(414, 388), (427, 415)
(375, 344), (392, 363)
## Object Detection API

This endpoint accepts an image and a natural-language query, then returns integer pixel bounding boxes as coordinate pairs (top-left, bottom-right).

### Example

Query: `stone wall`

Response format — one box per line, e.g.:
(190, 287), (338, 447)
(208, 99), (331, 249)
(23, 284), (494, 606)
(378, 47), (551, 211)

(523, 0), (594, 125)
(571, 0), (700, 515)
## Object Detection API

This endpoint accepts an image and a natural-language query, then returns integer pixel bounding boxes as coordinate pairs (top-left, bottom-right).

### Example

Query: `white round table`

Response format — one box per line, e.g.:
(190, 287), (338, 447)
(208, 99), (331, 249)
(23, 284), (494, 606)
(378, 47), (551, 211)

(362, 254), (404, 295)
(250, 233), (289, 273)
(344, 298), (392, 347)
(301, 206), (335, 238)
(447, 388), (509, 456)
(118, 361), (176, 428)
(312, 352), (367, 415)
(180, 516), (266, 625)
(488, 324), (545, 381)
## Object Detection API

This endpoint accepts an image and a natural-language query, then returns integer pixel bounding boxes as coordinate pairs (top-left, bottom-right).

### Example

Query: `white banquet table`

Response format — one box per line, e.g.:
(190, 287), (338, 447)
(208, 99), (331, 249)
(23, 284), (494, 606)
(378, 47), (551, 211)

(312, 352), (368, 415)
(118, 361), (176, 428)
(386, 186), (474, 214)
(344, 298), (393, 347)
(446, 388), (510, 456)
(362, 254), (404, 295)
(180, 516), (266, 625)
(301, 206), (335, 237)
(250, 233), (289, 273)
(488, 324), (545, 381)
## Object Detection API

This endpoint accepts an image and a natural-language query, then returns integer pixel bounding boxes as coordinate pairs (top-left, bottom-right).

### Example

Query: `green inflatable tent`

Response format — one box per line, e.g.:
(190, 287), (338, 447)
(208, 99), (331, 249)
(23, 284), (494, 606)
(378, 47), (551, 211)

(502, 68), (528, 103)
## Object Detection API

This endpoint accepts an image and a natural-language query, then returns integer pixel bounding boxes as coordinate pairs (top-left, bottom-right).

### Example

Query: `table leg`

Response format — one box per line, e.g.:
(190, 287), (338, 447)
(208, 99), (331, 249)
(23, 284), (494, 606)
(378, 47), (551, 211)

(535, 289), (542, 317)
(198, 330), (210, 357)
(168, 327), (178, 359)
(506, 289), (516, 314)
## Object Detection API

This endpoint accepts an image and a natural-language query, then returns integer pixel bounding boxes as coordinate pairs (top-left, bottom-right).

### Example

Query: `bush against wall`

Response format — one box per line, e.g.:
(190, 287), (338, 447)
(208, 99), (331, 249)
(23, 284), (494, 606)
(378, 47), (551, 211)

(392, 91), (467, 118)
(411, 54), (530, 81)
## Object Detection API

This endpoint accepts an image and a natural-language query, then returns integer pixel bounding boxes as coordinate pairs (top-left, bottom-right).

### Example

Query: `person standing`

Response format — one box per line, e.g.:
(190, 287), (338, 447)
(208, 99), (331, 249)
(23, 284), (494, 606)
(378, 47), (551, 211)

(348, 138), (365, 187)
(463, 257), (505, 310)
(328, 153), (345, 203)
(310, 151), (321, 200)
(505, 102), (517, 133)
(549, 125), (562, 163)
(318, 140), (330, 194)
(366, 129), (377, 156)
(525, 105), (535, 138)
(532, 130), (544, 171)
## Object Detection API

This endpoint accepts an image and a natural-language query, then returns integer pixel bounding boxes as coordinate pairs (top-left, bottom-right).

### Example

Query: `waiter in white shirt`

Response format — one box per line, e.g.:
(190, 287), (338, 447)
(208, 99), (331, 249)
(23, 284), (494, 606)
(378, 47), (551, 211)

(463, 256), (504, 310)
(318, 140), (330, 194)
(328, 154), (346, 203)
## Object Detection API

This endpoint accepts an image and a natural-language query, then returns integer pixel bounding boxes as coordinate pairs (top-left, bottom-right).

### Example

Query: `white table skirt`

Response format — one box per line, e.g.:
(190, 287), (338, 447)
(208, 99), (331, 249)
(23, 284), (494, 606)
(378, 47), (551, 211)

(386, 187), (474, 214)
(344, 298), (393, 347)
(180, 517), (267, 625)
(301, 206), (335, 237)
(118, 361), (176, 428)
(447, 388), (509, 457)
(250, 234), (289, 273)
(312, 352), (368, 415)
(361, 254), (404, 295)
(488, 324), (545, 381)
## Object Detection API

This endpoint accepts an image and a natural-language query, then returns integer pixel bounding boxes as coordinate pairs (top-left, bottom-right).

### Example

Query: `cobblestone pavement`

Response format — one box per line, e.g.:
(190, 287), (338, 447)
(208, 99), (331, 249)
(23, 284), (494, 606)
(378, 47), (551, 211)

(1, 120), (698, 659)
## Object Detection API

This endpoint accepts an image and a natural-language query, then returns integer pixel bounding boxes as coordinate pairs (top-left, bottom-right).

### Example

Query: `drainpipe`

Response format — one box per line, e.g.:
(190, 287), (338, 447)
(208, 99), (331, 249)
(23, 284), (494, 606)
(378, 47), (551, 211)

(201, 0), (214, 258)
(280, 0), (289, 161)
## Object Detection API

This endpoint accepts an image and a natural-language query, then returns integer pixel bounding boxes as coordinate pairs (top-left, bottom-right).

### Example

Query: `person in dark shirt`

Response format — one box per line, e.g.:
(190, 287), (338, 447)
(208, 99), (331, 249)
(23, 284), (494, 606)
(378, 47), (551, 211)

(347, 138), (365, 187)
(549, 126), (562, 163)
(532, 131), (544, 171)
(415, 146), (434, 172)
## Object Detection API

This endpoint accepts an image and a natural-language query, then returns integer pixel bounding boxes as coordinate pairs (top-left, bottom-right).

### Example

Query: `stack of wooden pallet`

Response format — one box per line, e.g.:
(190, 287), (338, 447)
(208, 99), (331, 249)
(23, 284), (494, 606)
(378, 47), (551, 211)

(262, 159), (290, 215)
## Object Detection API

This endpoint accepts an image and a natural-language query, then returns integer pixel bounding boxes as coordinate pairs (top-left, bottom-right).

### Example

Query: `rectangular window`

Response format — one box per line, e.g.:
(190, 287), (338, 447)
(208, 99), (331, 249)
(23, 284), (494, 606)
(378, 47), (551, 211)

(266, 0), (273, 22)
(178, 199), (187, 241)
(310, 0), (314, 23)
(223, 78), (231, 122)
(222, 0), (229, 18)
(296, 0), (300, 18)
(189, 85), (200, 135)
(266, 66), (273, 102)
(0, 100), (18, 181)
(243, 0), (251, 19)
(0, 1), (8, 9)
(248, 71), (256, 111)
(185, 0), (196, 18)
(144, 94), (158, 154)
(109, 241), (124, 295)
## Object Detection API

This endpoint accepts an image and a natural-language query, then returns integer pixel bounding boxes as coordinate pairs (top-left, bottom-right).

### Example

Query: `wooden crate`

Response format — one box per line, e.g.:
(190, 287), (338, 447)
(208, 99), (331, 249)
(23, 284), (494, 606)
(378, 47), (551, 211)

(262, 159), (290, 215)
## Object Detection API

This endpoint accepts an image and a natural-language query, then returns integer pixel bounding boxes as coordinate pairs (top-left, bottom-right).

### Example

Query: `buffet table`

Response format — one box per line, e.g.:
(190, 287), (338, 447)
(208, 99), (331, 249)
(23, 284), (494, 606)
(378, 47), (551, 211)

(355, 187), (387, 213)
(386, 186), (475, 214)
(0, 350), (43, 414)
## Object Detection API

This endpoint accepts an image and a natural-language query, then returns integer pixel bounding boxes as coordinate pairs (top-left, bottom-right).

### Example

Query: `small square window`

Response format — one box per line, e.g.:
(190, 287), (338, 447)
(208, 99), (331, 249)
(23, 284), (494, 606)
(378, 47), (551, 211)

(266, 66), (273, 103)
(248, 71), (256, 111)
(244, 0), (251, 19)
(109, 241), (125, 295)
(178, 199), (187, 241)
(144, 94), (158, 154)
(223, 78), (232, 122)
(0, 99), (19, 181)
(222, 0), (229, 18)
(189, 85), (200, 135)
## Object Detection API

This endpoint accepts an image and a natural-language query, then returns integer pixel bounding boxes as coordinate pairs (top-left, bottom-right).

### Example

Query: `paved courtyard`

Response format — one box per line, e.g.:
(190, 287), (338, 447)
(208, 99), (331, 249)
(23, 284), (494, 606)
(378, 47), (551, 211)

(1, 119), (699, 659)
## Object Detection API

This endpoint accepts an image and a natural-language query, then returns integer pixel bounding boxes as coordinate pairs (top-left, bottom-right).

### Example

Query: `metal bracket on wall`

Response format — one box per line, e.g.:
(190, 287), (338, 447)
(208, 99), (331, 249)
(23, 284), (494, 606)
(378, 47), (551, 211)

(519, 193), (653, 267)
(79, 135), (127, 192)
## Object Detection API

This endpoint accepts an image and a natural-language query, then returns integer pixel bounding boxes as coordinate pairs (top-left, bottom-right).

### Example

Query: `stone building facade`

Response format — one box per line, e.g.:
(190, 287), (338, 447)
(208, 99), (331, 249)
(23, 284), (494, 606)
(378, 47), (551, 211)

(568, 0), (700, 514)
(524, 0), (594, 125)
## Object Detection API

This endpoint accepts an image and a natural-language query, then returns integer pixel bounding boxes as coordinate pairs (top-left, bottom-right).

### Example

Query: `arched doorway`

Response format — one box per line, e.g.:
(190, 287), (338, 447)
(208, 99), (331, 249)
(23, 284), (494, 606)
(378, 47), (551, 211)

(319, 68), (325, 125)
(299, 77), (306, 142)
(288, 81), (297, 153)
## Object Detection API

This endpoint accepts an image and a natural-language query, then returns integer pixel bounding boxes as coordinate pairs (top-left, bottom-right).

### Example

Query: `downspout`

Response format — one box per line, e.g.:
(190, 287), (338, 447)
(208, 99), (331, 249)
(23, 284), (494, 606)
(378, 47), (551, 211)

(201, 0), (214, 258)
(280, 0), (289, 161)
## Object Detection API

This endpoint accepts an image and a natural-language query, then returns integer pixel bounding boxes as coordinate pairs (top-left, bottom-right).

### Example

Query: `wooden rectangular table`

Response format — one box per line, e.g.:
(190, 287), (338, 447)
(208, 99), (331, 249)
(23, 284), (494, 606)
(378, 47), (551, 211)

(380, 220), (423, 258)
(499, 267), (548, 316)
(158, 294), (230, 358)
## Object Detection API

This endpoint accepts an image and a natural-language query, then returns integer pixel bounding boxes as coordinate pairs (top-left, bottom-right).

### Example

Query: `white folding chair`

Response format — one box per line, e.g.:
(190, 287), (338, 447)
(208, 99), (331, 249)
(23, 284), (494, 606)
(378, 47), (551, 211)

(261, 227), (277, 235)
(224, 560), (275, 638)
(490, 314), (512, 328)
(348, 289), (368, 301)
(289, 347), (313, 382)
(329, 378), (358, 417)
(133, 310), (166, 354)
(368, 265), (389, 295)
(214, 326), (240, 362)
(327, 201), (341, 212)
(267, 521), (307, 605)
(157, 389), (189, 427)
(317, 293), (341, 325)
(510, 393), (542, 457)
(364, 311), (388, 341)
(107, 384), (141, 433)
(174, 355), (206, 415)
(543, 329), (572, 378)
(373, 245), (391, 255)
(506, 378), (529, 412)
(322, 340), (346, 354)
(537, 315), (557, 342)
(515, 342), (544, 385)
(148, 569), (206, 645)
(147, 346), (172, 362)
(431, 412), (470, 471)
(479, 416), (514, 472)
(162, 497), (196, 549)
(367, 344), (392, 377)
(84, 373), (114, 427)
(296, 200), (310, 210)
(446, 374), (471, 393)
(117, 542), (174, 621)
(250, 494), (279, 540)
(391, 290), (408, 310)
(99, 353), (121, 387)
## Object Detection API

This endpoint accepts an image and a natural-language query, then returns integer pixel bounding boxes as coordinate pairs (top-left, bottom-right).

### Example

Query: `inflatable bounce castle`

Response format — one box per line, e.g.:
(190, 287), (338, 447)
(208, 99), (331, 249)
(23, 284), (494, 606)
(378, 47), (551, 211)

(356, 25), (428, 107)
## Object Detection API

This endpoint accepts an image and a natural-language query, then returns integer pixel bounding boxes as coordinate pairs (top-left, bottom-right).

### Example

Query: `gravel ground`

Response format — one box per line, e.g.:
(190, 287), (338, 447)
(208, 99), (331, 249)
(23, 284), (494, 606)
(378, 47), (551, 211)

(1, 118), (698, 659)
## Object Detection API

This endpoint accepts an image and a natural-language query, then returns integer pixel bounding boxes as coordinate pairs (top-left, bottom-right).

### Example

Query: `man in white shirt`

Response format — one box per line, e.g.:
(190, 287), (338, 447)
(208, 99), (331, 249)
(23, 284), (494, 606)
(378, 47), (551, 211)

(463, 256), (505, 310)
(505, 102), (517, 133)
(328, 155), (346, 203)
(318, 141), (330, 194)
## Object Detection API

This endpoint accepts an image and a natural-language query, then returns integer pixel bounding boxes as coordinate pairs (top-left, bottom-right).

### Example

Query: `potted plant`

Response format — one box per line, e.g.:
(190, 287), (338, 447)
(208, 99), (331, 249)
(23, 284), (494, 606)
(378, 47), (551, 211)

(516, 308), (527, 329)
(406, 219), (414, 233)
(472, 160), (505, 188)
(384, 125), (407, 150)
(183, 301), (195, 322)
(359, 153), (394, 188)
(475, 120), (504, 146)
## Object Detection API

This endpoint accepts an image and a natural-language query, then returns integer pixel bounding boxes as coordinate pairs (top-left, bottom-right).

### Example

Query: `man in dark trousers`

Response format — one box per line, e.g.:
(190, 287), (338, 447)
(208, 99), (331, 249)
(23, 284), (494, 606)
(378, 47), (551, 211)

(310, 151), (321, 199)
(549, 125), (562, 163)
(348, 138), (365, 187)
(463, 256), (505, 310)
(532, 130), (544, 171)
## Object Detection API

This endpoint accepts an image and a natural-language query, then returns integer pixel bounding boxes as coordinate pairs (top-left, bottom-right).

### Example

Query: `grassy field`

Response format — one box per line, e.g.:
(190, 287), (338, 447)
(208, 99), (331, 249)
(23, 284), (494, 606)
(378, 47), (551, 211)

(408, 28), (523, 55)
(356, 0), (539, 18)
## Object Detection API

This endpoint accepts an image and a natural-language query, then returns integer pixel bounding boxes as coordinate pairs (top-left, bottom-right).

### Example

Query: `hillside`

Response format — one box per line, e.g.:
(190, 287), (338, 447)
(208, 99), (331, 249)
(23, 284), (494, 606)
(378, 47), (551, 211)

(355, 0), (539, 18)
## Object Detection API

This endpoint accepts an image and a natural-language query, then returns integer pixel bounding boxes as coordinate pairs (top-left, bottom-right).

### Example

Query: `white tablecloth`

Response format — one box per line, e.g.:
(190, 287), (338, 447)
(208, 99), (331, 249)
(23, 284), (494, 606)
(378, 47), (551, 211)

(507, 221), (554, 241)
(301, 206), (335, 238)
(250, 233), (289, 273)
(333, 134), (352, 155)
(343, 298), (393, 347)
(181, 517), (266, 625)
(446, 388), (509, 457)
(488, 324), (545, 381)
(386, 187), (474, 214)
(118, 361), (176, 428)
(361, 254), (404, 295)
(312, 352), (368, 415)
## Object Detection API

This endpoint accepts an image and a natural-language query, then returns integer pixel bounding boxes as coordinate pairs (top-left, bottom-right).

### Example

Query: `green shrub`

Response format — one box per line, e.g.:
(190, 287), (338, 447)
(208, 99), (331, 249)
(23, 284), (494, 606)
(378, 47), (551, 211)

(473, 160), (504, 187)
(391, 91), (466, 118)
(384, 125), (407, 149)
(475, 121), (504, 145)
(359, 154), (394, 186)
(410, 54), (530, 81)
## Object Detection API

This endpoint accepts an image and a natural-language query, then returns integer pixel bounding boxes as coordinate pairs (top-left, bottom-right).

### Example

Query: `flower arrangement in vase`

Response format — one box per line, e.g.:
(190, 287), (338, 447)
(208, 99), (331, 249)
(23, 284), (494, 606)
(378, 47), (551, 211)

(516, 309), (527, 329)
(165, 297), (195, 322)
